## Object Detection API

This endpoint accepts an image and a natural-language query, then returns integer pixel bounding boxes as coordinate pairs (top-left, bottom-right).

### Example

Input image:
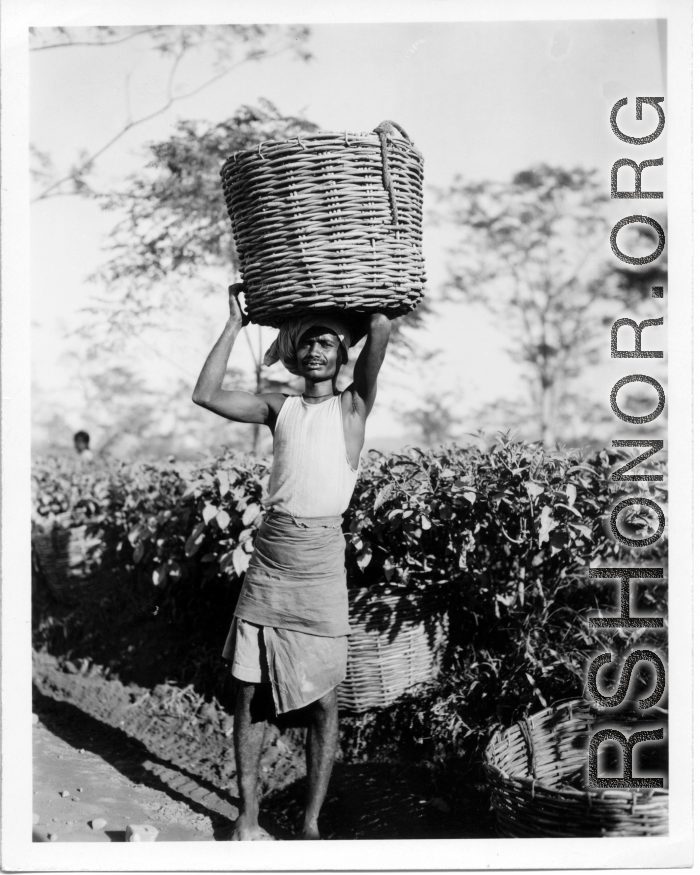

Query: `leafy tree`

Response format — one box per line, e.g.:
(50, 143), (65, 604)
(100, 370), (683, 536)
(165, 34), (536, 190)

(398, 393), (464, 447)
(90, 101), (317, 330)
(437, 165), (662, 445)
(31, 26), (316, 458)
(608, 217), (668, 298)
(31, 25), (429, 457)
(33, 361), (257, 461)
(76, 101), (317, 454)
(82, 365), (244, 460)
(30, 25), (311, 202)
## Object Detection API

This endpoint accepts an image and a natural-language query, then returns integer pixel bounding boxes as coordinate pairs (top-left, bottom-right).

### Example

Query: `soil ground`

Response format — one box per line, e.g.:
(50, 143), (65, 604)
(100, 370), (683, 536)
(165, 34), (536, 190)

(32, 656), (496, 842)
(33, 705), (219, 843)
(30, 557), (497, 842)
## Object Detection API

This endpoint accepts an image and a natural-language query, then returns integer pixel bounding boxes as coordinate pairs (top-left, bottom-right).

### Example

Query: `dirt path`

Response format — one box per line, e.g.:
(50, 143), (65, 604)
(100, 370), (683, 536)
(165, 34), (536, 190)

(33, 655), (496, 841)
(32, 692), (281, 843)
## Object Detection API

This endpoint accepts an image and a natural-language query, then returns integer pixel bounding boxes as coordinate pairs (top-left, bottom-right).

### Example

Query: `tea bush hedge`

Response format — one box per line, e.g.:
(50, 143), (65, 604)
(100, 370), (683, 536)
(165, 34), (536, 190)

(32, 437), (667, 754)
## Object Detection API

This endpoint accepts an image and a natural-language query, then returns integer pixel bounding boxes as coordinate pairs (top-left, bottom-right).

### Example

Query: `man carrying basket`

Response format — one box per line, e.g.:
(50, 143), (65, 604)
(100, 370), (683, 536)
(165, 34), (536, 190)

(192, 285), (392, 840)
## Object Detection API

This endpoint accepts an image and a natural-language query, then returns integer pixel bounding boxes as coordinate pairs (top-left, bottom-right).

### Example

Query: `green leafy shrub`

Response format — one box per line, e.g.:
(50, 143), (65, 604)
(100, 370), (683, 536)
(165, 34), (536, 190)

(341, 437), (667, 757)
(32, 436), (667, 757)
(31, 455), (121, 525)
(32, 452), (273, 643)
(118, 453), (269, 626)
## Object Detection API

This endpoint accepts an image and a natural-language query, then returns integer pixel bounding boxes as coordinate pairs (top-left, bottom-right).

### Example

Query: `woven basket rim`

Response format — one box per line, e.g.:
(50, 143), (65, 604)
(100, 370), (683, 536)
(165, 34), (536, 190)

(223, 128), (423, 168)
(484, 697), (669, 802)
(483, 761), (668, 801)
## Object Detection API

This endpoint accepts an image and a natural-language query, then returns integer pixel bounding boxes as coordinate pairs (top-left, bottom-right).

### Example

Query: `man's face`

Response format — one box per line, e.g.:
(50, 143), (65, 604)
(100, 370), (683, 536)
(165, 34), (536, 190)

(74, 438), (87, 453)
(295, 327), (342, 380)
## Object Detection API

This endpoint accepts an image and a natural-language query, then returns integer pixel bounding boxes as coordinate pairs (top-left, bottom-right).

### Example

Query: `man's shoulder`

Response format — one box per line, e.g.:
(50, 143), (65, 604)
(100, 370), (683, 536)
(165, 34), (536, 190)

(260, 392), (293, 416)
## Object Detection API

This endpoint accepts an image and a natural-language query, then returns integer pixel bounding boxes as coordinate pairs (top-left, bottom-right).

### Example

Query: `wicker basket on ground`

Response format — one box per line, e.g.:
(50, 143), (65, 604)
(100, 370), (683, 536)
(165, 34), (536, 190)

(483, 698), (668, 837)
(31, 516), (117, 604)
(220, 120), (426, 327)
(337, 585), (446, 714)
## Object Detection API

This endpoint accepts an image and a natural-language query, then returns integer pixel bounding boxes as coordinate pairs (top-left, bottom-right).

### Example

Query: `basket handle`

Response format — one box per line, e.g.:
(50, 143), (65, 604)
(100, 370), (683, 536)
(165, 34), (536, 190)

(373, 120), (414, 145)
(372, 121), (413, 226)
(517, 718), (539, 781)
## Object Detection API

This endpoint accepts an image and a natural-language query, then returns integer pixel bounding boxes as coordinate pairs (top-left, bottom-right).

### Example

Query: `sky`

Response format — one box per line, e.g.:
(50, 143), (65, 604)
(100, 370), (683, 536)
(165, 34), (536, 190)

(30, 18), (666, 452)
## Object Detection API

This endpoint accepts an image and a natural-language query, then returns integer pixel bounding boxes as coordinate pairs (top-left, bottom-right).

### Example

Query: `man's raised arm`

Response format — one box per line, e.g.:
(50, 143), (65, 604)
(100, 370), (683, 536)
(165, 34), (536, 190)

(192, 286), (282, 425)
(348, 313), (392, 417)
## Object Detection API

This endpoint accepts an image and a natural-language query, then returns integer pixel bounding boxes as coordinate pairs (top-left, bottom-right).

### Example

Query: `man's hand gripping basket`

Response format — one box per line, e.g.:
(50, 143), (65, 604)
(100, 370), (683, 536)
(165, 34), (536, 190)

(484, 698), (668, 837)
(220, 121), (426, 327)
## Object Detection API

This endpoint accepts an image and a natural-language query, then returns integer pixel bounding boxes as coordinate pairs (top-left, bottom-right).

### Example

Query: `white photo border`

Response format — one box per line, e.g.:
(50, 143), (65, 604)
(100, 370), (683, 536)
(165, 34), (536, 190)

(1, 0), (693, 870)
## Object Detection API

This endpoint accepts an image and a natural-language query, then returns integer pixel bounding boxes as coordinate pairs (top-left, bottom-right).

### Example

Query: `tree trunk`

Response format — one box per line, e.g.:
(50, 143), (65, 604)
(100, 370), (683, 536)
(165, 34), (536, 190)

(540, 381), (554, 446)
(251, 327), (263, 456)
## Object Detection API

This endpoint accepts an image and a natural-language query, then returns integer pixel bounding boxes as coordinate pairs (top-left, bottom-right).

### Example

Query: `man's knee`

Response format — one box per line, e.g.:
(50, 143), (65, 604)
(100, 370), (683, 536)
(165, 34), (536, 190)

(310, 686), (338, 716)
(235, 680), (257, 704)
(235, 680), (273, 722)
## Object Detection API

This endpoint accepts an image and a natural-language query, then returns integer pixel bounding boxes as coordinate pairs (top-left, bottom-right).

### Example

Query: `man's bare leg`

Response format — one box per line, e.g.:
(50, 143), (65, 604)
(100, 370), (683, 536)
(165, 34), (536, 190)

(300, 687), (339, 840)
(229, 682), (266, 840)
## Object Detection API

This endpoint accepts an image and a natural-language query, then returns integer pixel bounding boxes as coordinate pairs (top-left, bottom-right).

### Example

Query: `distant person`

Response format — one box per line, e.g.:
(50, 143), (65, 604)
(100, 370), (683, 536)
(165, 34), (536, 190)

(73, 431), (94, 463)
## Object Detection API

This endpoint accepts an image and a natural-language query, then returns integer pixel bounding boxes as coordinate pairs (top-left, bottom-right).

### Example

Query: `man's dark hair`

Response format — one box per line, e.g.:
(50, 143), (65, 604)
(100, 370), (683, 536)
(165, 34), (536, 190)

(74, 431), (90, 444)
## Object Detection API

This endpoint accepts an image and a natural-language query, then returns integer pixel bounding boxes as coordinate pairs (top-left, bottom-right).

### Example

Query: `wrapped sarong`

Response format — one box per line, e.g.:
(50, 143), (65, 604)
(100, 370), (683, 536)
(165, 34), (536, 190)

(222, 511), (350, 712)
(223, 618), (348, 714)
(232, 511), (351, 637)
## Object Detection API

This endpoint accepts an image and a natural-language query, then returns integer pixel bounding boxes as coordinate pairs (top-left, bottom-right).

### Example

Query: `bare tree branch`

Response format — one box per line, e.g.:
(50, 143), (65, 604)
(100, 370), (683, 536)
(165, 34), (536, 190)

(30, 27), (164, 51)
(31, 30), (310, 203)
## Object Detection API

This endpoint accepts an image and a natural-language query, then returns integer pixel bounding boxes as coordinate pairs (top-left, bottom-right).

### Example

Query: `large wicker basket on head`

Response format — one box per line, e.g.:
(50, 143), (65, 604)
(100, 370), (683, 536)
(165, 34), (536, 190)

(337, 584), (446, 714)
(220, 121), (426, 327)
(483, 698), (668, 837)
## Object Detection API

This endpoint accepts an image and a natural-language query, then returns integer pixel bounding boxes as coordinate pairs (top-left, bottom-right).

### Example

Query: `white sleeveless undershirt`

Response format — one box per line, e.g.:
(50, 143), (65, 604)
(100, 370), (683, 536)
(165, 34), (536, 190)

(264, 394), (359, 518)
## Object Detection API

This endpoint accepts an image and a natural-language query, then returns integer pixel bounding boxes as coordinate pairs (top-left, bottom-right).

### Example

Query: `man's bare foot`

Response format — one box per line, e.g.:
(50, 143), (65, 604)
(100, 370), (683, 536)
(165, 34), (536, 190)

(227, 812), (263, 841)
(298, 818), (321, 840)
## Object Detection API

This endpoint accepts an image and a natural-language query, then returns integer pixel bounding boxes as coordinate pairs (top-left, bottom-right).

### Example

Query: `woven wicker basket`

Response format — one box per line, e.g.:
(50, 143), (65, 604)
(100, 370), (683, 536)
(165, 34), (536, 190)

(337, 585), (446, 714)
(31, 518), (116, 604)
(220, 120), (426, 327)
(484, 698), (668, 837)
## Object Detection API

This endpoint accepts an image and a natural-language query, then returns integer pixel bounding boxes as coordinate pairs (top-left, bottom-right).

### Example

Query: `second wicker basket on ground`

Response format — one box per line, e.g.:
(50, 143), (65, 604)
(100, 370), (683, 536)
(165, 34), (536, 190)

(337, 585), (446, 714)
(220, 121), (426, 327)
(32, 516), (120, 604)
(483, 697), (668, 837)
